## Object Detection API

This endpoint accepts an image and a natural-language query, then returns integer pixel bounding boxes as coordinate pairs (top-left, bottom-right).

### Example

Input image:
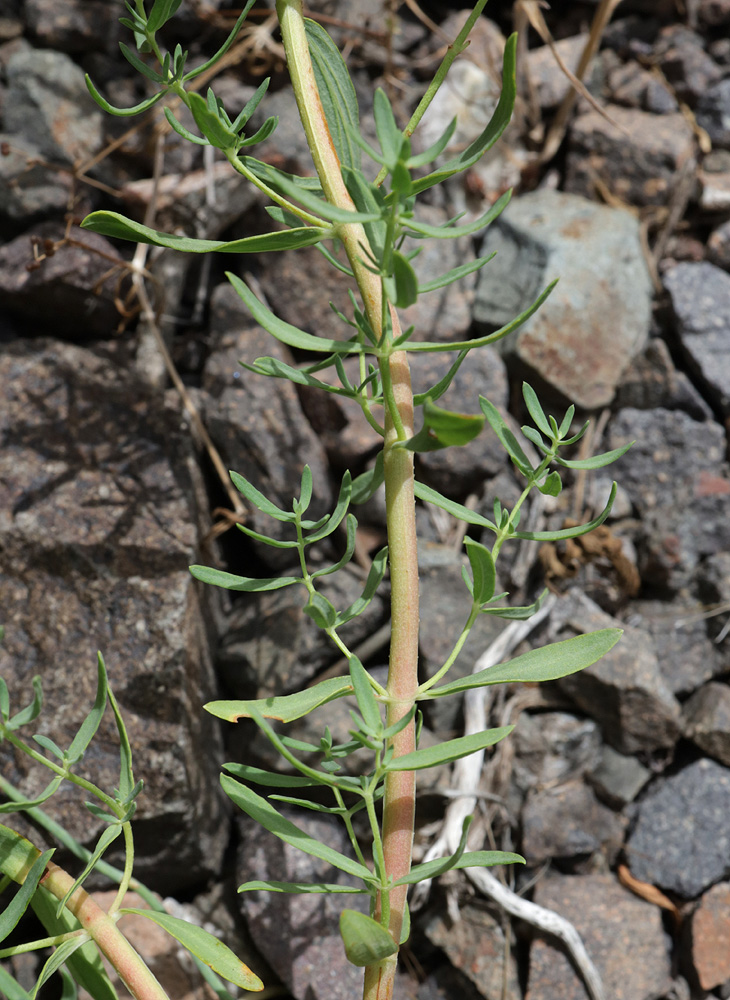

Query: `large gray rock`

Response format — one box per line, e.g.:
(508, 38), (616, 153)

(627, 758), (730, 898)
(0, 133), (74, 225)
(549, 590), (681, 754)
(664, 261), (730, 415)
(525, 873), (673, 1000)
(0, 339), (227, 891)
(608, 408), (730, 590)
(521, 780), (625, 864)
(5, 46), (103, 164)
(474, 190), (652, 408)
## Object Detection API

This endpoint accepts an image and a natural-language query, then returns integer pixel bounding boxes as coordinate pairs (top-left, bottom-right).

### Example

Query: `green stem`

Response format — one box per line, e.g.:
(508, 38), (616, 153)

(277, 6), (420, 997)
(0, 929), (85, 959)
(417, 605), (479, 695)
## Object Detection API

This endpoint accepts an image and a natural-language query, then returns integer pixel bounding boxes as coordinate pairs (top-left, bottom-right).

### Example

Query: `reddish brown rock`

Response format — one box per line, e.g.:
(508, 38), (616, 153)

(691, 882), (730, 990)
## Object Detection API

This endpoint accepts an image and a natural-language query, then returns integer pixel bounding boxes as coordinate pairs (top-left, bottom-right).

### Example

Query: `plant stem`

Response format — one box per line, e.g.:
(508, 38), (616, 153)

(277, 5), (420, 996)
(37, 861), (171, 1000)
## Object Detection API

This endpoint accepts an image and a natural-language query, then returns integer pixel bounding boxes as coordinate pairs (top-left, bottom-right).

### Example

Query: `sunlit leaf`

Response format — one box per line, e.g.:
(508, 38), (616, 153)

(306, 18), (361, 171)
(339, 910), (397, 966)
(238, 880), (366, 893)
(397, 849), (524, 885)
(120, 908), (263, 992)
(205, 676), (354, 723)
(387, 727), (513, 770)
(189, 565), (301, 592)
(0, 848), (53, 944)
(401, 398), (484, 453)
(464, 538), (496, 605)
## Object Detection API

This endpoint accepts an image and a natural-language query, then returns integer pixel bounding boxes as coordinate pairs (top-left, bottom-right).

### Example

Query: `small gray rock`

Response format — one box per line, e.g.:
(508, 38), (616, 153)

(655, 25), (722, 106)
(474, 190), (652, 408)
(627, 758), (730, 898)
(549, 590), (681, 754)
(0, 133), (73, 224)
(521, 779), (625, 864)
(5, 46), (102, 165)
(683, 682), (730, 766)
(588, 745), (651, 808)
(697, 77), (730, 150)
(664, 261), (730, 415)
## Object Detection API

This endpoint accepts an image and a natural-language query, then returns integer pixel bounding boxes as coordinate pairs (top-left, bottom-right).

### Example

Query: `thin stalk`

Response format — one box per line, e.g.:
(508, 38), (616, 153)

(277, 5), (420, 997)
(38, 862), (170, 1000)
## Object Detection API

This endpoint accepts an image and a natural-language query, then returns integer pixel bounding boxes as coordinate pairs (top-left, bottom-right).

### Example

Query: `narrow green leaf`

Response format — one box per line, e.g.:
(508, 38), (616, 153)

(304, 471), (352, 543)
(55, 826), (122, 919)
(231, 77), (270, 131)
(0, 775), (64, 813)
(350, 453), (385, 504)
(7, 677), (43, 731)
(120, 908), (263, 992)
(303, 591), (338, 629)
(228, 469), (297, 522)
(0, 677), (8, 723)
(388, 251), (418, 308)
(479, 396), (532, 475)
(239, 880), (366, 894)
(235, 524), (299, 549)
(411, 33), (517, 195)
(305, 18), (361, 171)
(84, 75), (165, 117)
(66, 653), (108, 764)
(238, 115), (278, 148)
(81, 211), (327, 254)
(164, 105), (210, 145)
(335, 545), (388, 627)
(183, 2), (255, 83)
(555, 441), (634, 470)
(479, 588), (548, 620)
(414, 481), (497, 532)
(427, 629), (623, 698)
(226, 272), (364, 355)
(522, 382), (552, 438)
(118, 41), (163, 83)
(464, 538), (496, 605)
(340, 910), (397, 967)
(187, 91), (237, 149)
(398, 850), (525, 886)
(189, 565), (301, 592)
(406, 116), (457, 169)
(513, 483), (618, 541)
(241, 356), (356, 398)
(401, 398), (484, 453)
(0, 849), (53, 944)
(223, 763), (317, 788)
(0, 966), (32, 1000)
(348, 656), (382, 734)
(521, 425), (548, 453)
(373, 88), (402, 168)
(106, 679), (134, 803)
(205, 676), (354, 724)
(311, 513), (357, 578)
(146, 0), (183, 33)
(404, 190), (511, 240)
(418, 252), (497, 294)
(402, 279), (558, 353)
(32, 734), (65, 760)
(413, 350), (469, 407)
(57, 968), (79, 1000)
(342, 166), (388, 260)
(538, 470), (562, 497)
(221, 775), (374, 882)
(31, 937), (88, 1000)
(387, 727), (513, 770)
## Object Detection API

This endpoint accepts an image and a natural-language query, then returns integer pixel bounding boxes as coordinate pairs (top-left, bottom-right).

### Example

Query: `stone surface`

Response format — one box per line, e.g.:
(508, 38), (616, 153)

(549, 590), (681, 754)
(511, 711), (603, 796)
(424, 902), (521, 1000)
(5, 46), (103, 165)
(708, 217), (730, 270)
(202, 282), (333, 564)
(566, 105), (695, 206)
(521, 779), (625, 864)
(691, 882), (730, 991)
(683, 682), (730, 766)
(236, 810), (367, 1000)
(664, 261), (730, 415)
(607, 60), (678, 114)
(625, 598), (722, 696)
(608, 407), (730, 590)
(627, 757), (730, 898)
(474, 190), (652, 408)
(697, 77), (730, 150)
(614, 336), (712, 420)
(655, 25), (722, 106)
(0, 339), (227, 891)
(0, 132), (74, 225)
(24, 0), (121, 53)
(588, 744), (651, 808)
(525, 873), (673, 1000)
(526, 35), (590, 109)
(0, 223), (125, 339)
(410, 346), (509, 496)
